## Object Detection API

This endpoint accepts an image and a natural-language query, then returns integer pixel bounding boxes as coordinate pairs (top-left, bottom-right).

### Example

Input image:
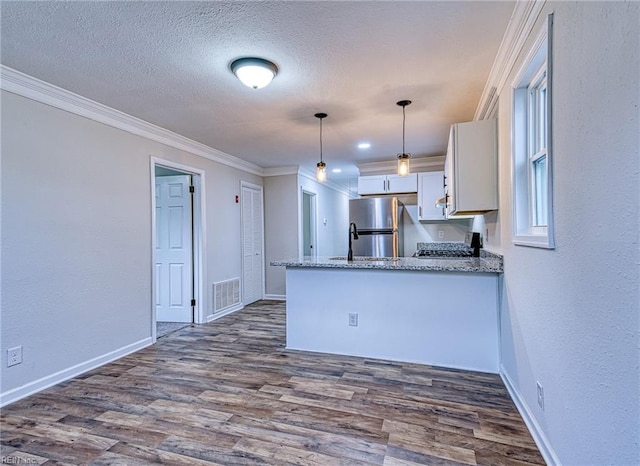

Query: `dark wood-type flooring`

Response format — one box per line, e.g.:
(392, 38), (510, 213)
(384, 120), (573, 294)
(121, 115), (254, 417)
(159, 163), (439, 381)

(1, 300), (545, 465)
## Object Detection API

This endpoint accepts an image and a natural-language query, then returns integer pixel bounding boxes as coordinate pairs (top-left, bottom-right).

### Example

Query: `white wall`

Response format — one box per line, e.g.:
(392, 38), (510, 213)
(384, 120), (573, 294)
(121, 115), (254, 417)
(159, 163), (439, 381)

(0, 90), (262, 404)
(298, 173), (349, 257)
(400, 194), (473, 253)
(485, 3), (639, 465)
(263, 173), (350, 297)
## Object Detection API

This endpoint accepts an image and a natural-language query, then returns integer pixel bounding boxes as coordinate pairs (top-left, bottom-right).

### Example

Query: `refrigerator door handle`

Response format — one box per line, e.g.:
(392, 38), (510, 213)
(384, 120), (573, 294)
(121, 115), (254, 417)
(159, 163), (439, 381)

(357, 229), (395, 235)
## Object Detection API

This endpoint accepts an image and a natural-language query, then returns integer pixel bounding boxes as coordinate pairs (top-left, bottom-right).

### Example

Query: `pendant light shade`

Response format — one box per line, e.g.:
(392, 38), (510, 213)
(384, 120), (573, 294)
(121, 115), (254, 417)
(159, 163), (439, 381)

(315, 113), (328, 182)
(230, 57), (278, 89)
(396, 100), (412, 176)
(398, 153), (411, 176)
(316, 161), (327, 183)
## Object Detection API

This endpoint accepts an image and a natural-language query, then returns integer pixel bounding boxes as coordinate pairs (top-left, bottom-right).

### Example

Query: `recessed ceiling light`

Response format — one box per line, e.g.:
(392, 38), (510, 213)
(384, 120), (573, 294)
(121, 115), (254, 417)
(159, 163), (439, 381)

(357, 142), (371, 149)
(332, 168), (342, 173)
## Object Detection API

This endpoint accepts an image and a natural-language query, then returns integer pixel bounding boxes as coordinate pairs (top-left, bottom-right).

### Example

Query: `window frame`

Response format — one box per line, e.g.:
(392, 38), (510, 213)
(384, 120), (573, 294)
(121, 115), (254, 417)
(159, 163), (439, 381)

(528, 65), (548, 233)
(511, 13), (555, 249)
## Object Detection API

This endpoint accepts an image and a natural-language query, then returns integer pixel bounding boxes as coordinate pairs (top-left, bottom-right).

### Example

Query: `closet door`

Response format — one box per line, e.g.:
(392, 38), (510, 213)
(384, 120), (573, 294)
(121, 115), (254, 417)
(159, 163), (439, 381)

(241, 183), (264, 305)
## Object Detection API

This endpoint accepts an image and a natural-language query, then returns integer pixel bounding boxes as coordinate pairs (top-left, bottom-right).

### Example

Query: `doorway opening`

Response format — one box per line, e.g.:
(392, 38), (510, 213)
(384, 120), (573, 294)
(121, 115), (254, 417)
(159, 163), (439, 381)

(151, 158), (205, 342)
(241, 181), (265, 306)
(302, 190), (317, 257)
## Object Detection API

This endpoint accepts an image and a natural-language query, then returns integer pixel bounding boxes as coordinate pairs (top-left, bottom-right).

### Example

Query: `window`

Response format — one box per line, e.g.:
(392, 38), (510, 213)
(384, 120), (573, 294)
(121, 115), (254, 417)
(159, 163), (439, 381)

(529, 67), (548, 230)
(512, 14), (554, 248)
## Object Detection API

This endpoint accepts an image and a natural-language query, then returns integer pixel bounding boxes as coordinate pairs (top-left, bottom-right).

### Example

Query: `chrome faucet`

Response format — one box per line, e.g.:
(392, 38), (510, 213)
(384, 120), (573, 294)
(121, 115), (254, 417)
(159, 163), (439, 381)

(348, 222), (359, 261)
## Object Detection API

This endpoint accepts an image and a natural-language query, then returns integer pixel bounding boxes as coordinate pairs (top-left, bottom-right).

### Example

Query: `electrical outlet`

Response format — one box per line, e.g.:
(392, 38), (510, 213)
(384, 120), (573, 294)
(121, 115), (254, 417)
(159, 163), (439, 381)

(536, 381), (544, 410)
(438, 230), (445, 239)
(348, 313), (358, 327)
(7, 346), (22, 367)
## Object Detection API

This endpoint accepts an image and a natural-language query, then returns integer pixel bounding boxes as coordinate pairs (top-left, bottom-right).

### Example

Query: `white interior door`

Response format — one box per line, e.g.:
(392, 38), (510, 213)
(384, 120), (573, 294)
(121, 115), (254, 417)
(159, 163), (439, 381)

(242, 183), (264, 305)
(155, 175), (193, 322)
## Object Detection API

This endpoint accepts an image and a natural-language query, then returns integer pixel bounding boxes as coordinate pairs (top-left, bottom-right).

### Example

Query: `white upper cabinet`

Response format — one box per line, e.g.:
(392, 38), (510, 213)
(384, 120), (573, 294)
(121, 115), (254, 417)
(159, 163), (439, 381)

(358, 174), (417, 195)
(417, 171), (446, 220)
(445, 119), (498, 217)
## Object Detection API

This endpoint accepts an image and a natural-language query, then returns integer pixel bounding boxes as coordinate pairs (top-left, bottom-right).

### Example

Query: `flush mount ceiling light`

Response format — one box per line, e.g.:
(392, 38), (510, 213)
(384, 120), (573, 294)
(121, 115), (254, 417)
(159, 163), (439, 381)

(230, 57), (278, 89)
(396, 100), (412, 176)
(315, 112), (328, 183)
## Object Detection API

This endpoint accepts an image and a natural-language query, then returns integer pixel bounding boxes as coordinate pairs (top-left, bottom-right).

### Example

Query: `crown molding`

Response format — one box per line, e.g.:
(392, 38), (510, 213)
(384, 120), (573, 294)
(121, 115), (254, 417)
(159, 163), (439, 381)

(262, 166), (300, 177)
(0, 65), (264, 176)
(261, 165), (353, 196)
(474, 0), (547, 121)
(357, 156), (445, 175)
(297, 167), (353, 197)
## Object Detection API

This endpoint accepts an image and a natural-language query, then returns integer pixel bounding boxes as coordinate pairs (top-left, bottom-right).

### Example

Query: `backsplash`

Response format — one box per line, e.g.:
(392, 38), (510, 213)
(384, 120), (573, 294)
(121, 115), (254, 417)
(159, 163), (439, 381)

(401, 203), (472, 254)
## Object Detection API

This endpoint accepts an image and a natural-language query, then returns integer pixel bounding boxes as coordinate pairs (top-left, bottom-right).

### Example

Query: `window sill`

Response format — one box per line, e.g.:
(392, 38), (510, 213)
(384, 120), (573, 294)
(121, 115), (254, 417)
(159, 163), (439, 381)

(513, 234), (555, 249)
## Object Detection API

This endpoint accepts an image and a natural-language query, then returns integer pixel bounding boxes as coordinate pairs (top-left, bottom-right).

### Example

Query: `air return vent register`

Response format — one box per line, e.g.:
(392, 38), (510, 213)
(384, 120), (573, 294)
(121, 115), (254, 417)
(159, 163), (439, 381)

(213, 278), (240, 312)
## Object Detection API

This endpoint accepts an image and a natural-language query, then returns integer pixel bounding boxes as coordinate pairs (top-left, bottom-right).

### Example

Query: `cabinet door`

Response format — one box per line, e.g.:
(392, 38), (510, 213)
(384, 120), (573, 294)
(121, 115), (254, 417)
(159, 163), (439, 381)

(449, 119), (498, 215)
(418, 172), (446, 220)
(358, 175), (388, 195)
(445, 127), (455, 218)
(386, 174), (417, 194)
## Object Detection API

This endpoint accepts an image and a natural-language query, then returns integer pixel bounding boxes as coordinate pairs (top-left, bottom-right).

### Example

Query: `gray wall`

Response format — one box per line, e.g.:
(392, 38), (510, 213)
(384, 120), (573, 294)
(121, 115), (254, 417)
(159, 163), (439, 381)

(263, 174), (298, 297)
(0, 90), (262, 400)
(486, 3), (639, 464)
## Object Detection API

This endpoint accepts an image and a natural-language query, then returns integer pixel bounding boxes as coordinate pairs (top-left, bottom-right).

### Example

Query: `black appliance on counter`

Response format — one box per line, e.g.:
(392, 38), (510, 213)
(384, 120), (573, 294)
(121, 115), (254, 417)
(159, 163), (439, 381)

(465, 231), (482, 257)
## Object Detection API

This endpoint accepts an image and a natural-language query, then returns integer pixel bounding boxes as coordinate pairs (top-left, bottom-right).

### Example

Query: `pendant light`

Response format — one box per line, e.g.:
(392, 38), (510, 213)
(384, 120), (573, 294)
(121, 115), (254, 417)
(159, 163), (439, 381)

(315, 112), (328, 182)
(230, 57), (278, 89)
(396, 100), (412, 176)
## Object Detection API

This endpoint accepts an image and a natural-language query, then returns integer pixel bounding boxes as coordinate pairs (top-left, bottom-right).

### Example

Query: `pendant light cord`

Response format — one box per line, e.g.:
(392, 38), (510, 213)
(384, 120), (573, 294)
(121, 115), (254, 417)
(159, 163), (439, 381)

(396, 100), (411, 156)
(314, 112), (328, 172)
(402, 105), (406, 155)
(320, 117), (323, 163)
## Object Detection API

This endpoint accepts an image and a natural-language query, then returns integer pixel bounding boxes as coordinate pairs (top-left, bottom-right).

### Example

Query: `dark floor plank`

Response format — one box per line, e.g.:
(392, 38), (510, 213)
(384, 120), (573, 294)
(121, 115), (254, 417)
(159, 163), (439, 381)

(0, 300), (544, 465)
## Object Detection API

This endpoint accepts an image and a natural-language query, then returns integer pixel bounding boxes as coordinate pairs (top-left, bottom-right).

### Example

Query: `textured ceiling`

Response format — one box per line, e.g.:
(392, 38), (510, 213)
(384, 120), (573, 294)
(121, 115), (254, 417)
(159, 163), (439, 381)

(1, 1), (514, 179)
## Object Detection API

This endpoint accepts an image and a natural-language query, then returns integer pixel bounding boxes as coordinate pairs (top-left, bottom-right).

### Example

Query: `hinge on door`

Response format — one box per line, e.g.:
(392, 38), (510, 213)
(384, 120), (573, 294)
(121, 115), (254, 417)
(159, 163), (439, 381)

(189, 185), (195, 193)
(191, 299), (196, 307)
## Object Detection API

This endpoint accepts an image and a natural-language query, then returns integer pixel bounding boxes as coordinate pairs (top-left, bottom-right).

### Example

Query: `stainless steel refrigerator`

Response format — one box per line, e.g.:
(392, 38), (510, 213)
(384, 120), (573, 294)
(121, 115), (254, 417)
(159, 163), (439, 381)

(349, 197), (404, 257)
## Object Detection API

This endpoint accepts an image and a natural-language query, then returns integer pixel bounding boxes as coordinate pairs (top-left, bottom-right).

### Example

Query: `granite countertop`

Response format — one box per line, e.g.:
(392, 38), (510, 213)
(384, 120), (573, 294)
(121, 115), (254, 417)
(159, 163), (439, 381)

(271, 252), (503, 274)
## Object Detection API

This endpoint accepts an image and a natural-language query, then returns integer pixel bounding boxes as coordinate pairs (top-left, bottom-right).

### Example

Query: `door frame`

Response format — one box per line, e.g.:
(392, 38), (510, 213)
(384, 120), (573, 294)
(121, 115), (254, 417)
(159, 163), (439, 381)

(301, 189), (318, 257)
(240, 181), (265, 305)
(150, 157), (206, 342)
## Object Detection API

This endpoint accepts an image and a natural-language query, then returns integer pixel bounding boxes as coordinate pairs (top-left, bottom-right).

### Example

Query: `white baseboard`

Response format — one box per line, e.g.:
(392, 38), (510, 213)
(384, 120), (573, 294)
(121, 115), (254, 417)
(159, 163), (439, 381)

(500, 365), (561, 466)
(0, 337), (153, 408)
(206, 303), (244, 322)
(263, 294), (286, 301)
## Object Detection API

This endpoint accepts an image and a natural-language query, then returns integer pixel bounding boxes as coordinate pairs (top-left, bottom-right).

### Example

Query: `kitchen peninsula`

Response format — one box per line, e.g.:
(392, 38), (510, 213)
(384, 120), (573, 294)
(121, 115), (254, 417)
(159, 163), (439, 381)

(271, 251), (503, 373)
